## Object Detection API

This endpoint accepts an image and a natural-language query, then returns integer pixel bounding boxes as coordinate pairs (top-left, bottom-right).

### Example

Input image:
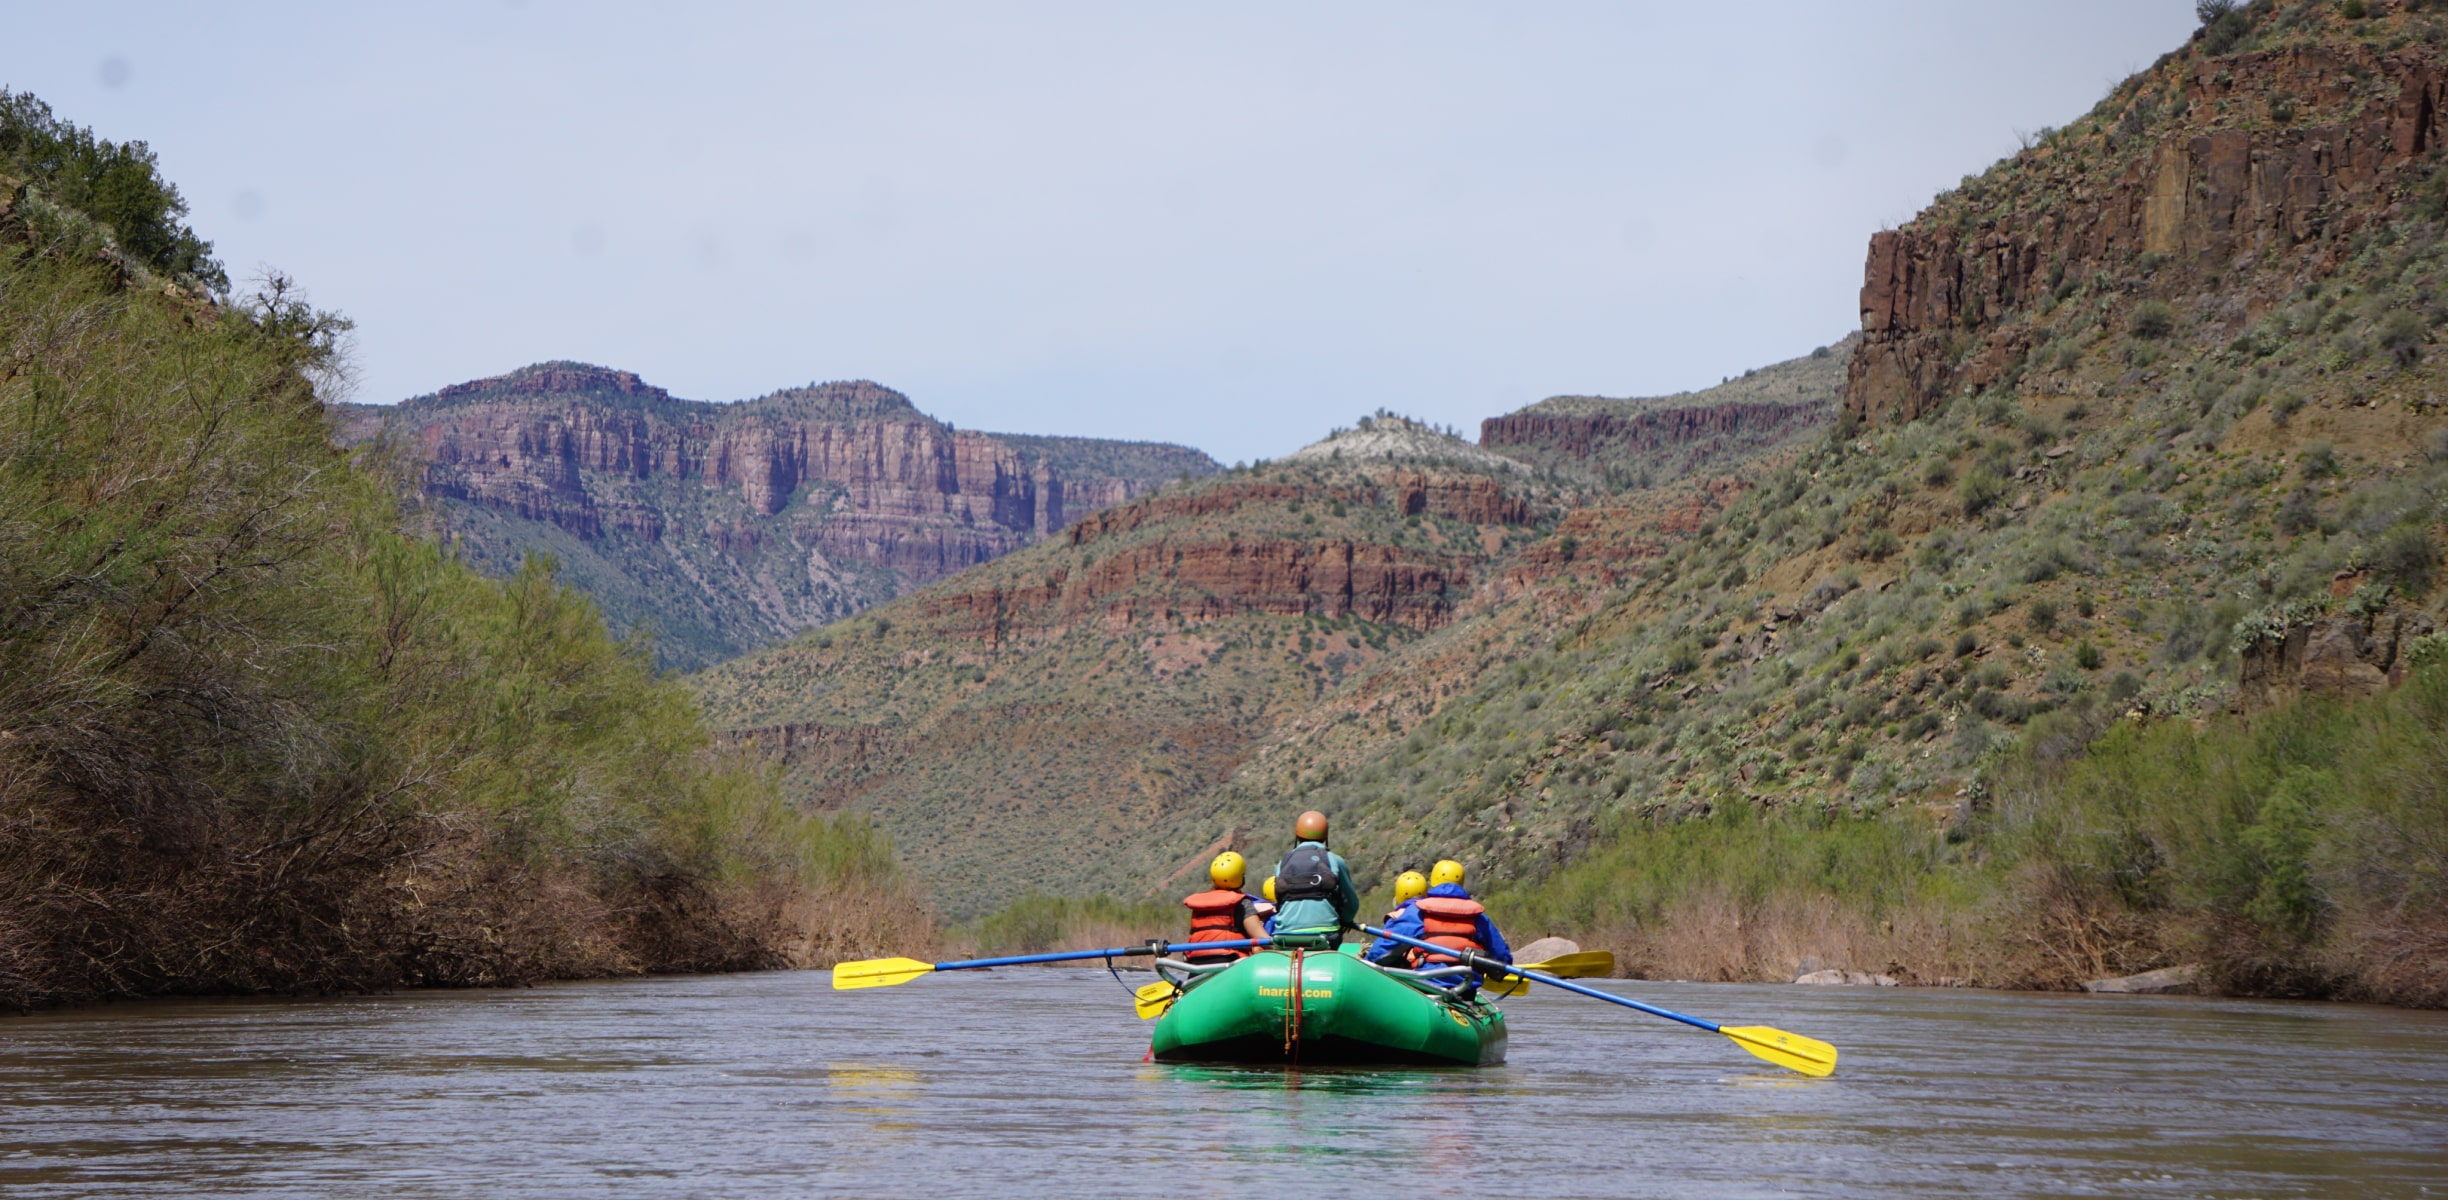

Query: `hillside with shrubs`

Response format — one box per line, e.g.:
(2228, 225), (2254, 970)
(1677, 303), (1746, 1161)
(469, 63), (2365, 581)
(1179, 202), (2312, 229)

(0, 95), (926, 1011)
(1236, 0), (2448, 1005)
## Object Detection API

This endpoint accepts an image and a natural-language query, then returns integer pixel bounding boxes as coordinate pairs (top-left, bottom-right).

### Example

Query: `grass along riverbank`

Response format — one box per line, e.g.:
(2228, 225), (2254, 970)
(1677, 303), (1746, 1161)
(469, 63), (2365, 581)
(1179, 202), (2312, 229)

(1496, 658), (2448, 1006)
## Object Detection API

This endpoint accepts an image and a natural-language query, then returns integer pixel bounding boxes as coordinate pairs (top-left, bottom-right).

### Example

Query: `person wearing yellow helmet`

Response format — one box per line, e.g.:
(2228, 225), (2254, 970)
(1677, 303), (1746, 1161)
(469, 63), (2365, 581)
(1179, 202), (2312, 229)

(1361, 869), (1430, 964)
(1369, 858), (1512, 983)
(1270, 810), (1358, 947)
(1181, 851), (1270, 963)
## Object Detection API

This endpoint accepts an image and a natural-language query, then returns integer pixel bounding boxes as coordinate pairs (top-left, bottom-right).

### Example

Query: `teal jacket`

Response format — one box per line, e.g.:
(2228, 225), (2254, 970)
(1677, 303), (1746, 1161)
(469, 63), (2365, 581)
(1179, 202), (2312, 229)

(1271, 841), (1358, 935)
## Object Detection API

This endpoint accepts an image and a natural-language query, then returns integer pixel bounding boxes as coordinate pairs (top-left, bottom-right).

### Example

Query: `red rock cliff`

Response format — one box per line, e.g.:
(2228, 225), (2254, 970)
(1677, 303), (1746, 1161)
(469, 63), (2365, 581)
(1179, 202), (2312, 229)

(1849, 34), (2448, 426)
(392, 366), (1211, 586)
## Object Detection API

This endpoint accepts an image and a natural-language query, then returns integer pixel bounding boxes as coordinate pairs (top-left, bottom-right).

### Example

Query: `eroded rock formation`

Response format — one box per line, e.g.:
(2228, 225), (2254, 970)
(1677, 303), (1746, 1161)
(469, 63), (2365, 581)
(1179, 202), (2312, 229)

(352, 363), (1217, 667)
(1849, 40), (2448, 426)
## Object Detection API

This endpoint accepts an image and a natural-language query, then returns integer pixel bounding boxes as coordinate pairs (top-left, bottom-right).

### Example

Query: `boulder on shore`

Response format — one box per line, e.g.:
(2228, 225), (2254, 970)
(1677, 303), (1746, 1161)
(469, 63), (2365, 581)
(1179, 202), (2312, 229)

(1513, 937), (1581, 963)
(2080, 965), (2200, 994)
(1794, 969), (1898, 987)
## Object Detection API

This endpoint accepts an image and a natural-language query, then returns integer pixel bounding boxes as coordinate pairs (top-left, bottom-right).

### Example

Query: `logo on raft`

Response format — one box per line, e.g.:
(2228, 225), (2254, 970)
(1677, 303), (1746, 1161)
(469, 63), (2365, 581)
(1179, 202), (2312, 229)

(1255, 987), (1332, 998)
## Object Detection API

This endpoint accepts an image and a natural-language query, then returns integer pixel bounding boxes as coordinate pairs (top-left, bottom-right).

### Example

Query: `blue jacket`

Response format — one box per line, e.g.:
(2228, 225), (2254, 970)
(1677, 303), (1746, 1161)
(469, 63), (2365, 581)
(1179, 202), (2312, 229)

(1362, 901), (1419, 963)
(1370, 883), (1512, 971)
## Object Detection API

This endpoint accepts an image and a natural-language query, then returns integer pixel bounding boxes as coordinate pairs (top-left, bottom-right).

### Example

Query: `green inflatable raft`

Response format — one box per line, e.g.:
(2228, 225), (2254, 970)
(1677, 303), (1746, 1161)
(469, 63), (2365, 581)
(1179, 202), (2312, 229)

(1148, 946), (1507, 1066)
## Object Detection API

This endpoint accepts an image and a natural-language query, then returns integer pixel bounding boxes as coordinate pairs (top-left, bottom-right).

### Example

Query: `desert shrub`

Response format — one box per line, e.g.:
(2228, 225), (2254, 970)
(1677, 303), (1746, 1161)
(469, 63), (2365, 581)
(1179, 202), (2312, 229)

(2277, 488), (2321, 537)
(2075, 641), (2105, 670)
(2130, 300), (2177, 339)
(2029, 600), (2059, 632)
(2369, 523), (2438, 592)
(2380, 310), (2427, 367)
(1922, 459), (1956, 489)
(1959, 466), (2007, 517)
(2299, 441), (2340, 479)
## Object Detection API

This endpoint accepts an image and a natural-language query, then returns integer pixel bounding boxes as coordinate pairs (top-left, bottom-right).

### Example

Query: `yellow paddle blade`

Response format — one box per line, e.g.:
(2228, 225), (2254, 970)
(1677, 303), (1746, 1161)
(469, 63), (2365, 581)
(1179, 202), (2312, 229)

(1484, 975), (1531, 998)
(1133, 980), (1179, 1020)
(1524, 950), (1616, 978)
(831, 957), (937, 990)
(1720, 1025), (1838, 1077)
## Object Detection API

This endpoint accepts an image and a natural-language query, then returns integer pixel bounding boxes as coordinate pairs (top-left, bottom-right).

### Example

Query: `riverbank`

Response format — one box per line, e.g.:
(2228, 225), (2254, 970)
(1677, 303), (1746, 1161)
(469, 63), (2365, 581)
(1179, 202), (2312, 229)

(1497, 661), (2448, 1008)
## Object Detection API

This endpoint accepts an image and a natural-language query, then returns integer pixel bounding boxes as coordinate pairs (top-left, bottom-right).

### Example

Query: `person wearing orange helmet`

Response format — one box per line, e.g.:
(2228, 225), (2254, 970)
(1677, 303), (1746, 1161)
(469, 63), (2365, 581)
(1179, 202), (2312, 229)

(1269, 810), (1358, 947)
(1180, 851), (1269, 963)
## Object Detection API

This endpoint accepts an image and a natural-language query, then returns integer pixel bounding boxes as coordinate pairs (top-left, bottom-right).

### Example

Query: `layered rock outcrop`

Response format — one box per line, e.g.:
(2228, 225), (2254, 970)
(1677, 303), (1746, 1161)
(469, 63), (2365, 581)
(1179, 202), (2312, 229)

(2237, 598), (2437, 711)
(1849, 36), (2448, 426)
(916, 537), (1470, 644)
(1480, 402), (1826, 464)
(1061, 472), (1532, 546)
(354, 362), (1218, 667)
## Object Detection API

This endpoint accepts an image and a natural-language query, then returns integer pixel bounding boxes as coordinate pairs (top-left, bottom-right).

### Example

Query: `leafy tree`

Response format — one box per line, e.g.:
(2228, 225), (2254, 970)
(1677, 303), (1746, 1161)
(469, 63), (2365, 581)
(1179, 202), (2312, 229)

(0, 90), (225, 289)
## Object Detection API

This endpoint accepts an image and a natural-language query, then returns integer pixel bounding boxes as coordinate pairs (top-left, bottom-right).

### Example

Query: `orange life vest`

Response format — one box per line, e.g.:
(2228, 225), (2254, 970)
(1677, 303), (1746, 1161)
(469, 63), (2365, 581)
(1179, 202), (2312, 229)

(1182, 889), (1252, 961)
(1407, 895), (1488, 967)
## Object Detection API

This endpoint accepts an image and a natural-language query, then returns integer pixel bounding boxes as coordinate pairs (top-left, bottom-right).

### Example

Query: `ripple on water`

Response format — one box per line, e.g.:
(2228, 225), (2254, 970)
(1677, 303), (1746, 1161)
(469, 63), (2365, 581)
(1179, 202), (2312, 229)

(0, 970), (2443, 1198)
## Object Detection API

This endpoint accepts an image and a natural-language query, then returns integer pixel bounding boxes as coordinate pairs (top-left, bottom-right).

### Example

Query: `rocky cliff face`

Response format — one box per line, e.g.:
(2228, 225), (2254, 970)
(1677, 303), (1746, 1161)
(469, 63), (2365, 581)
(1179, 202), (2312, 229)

(2239, 592), (2437, 710)
(1850, 19), (2448, 426)
(1483, 339), (1848, 485)
(355, 362), (1218, 669)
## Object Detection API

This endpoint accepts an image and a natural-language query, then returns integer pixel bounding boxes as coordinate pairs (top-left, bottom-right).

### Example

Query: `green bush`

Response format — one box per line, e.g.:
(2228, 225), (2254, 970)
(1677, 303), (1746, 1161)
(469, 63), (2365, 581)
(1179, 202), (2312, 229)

(2380, 310), (2427, 367)
(2130, 300), (2178, 339)
(1959, 466), (2007, 517)
(0, 91), (224, 288)
(0, 220), (906, 1009)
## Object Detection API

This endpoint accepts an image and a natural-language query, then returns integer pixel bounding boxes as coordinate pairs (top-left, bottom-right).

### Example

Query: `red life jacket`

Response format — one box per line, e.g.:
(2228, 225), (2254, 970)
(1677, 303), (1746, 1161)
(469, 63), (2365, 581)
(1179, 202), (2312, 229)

(1407, 895), (1488, 967)
(1182, 889), (1252, 961)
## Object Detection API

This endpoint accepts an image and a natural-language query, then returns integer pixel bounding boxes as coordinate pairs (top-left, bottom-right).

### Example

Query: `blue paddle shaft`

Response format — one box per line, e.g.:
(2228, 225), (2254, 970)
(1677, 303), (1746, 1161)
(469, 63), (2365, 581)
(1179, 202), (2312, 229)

(930, 938), (1270, 972)
(1356, 923), (1720, 1034)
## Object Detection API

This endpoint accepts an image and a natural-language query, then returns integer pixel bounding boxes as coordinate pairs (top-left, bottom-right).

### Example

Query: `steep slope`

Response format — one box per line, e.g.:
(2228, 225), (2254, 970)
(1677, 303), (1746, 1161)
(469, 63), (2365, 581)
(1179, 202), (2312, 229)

(1259, 0), (2448, 1003)
(1481, 335), (1852, 488)
(692, 420), (1574, 916)
(0, 96), (924, 1012)
(350, 366), (1218, 670)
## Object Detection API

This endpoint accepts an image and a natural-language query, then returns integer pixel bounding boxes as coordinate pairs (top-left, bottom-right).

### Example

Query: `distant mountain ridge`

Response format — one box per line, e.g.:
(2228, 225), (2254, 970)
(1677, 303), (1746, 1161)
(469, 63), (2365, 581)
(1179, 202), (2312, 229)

(342, 363), (1219, 669)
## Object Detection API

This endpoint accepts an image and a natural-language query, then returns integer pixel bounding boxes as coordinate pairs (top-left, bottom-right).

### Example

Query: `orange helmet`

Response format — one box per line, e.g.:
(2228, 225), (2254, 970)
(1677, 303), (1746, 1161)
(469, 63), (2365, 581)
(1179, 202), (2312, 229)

(1294, 810), (1330, 842)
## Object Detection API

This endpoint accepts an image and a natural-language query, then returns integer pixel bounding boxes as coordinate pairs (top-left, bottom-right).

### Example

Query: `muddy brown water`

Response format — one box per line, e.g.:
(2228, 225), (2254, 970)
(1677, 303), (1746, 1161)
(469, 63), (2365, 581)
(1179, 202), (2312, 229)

(2, 969), (2444, 1198)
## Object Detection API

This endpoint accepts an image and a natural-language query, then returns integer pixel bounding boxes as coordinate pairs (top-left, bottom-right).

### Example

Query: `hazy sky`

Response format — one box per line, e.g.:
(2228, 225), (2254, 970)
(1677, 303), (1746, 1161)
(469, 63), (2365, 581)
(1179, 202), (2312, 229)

(14, 3), (2197, 464)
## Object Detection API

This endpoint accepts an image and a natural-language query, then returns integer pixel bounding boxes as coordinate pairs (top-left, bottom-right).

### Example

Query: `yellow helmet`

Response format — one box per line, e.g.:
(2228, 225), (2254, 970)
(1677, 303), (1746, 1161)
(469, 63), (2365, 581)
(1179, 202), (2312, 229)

(1393, 870), (1428, 904)
(1209, 851), (1247, 890)
(1430, 859), (1466, 888)
(1262, 875), (1277, 903)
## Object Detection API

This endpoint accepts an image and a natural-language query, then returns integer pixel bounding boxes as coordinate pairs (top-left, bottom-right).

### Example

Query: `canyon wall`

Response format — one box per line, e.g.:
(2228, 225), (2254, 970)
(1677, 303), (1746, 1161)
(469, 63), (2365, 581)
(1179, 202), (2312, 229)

(1850, 40), (2448, 426)
(356, 363), (1218, 667)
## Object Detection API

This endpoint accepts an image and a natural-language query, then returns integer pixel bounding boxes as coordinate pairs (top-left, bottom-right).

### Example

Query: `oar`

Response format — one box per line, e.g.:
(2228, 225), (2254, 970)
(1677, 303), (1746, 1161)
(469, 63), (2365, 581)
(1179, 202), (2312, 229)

(832, 938), (1271, 990)
(1357, 924), (1837, 1077)
(1485, 949), (1616, 996)
(1133, 980), (1179, 1020)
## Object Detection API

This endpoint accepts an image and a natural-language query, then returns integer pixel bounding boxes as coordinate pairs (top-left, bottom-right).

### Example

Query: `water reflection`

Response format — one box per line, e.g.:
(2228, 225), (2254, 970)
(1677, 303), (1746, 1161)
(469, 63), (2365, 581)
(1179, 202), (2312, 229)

(0, 972), (2442, 1198)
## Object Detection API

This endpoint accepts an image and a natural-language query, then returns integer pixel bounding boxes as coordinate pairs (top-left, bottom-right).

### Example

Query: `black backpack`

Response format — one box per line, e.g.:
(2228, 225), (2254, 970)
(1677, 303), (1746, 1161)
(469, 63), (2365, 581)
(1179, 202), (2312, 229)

(1276, 844), (1336, 903)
